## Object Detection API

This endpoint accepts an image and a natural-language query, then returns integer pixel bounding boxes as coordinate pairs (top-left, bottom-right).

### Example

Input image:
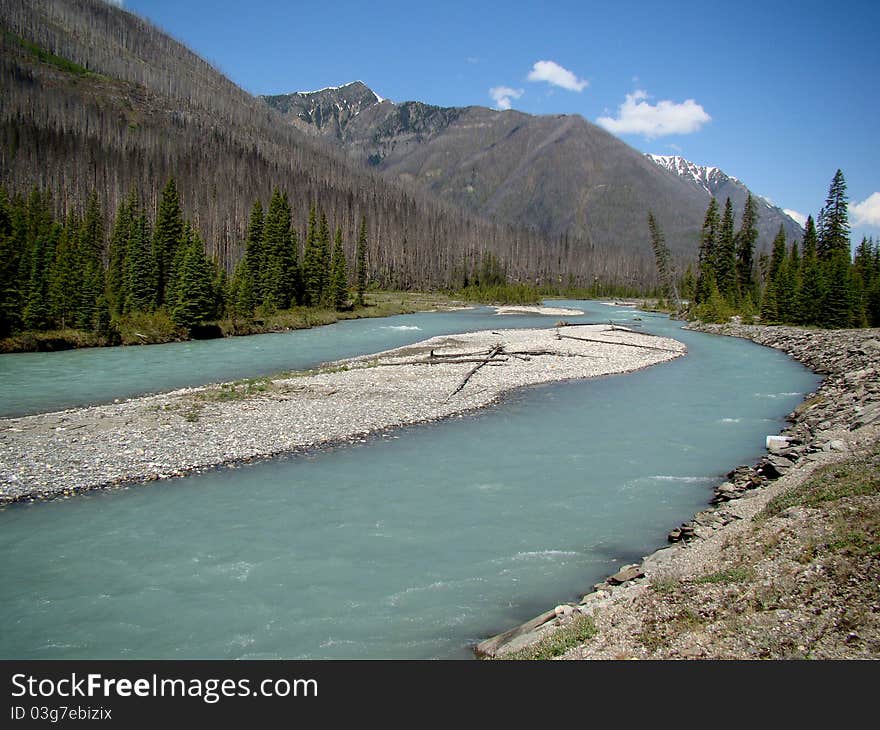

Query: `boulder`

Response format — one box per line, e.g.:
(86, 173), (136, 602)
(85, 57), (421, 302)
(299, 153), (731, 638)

(608, 565), (644, 584)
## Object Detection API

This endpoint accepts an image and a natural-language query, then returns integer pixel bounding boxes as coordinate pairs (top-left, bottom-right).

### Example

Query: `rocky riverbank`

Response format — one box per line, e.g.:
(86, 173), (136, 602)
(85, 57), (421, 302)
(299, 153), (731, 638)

(479, 324), (880, 659)
(0, 324), (685, 504)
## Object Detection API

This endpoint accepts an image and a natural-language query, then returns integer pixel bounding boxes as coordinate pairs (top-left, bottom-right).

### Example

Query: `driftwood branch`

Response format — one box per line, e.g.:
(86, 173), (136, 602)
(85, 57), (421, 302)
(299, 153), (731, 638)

(555, 332), (679, 353)
(448, 345), (504, 398)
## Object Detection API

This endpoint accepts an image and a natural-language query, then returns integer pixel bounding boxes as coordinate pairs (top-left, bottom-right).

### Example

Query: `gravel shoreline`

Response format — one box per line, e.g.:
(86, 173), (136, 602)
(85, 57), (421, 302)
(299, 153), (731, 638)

(477, 324), (880, 659)
(0, 324), (685, 505)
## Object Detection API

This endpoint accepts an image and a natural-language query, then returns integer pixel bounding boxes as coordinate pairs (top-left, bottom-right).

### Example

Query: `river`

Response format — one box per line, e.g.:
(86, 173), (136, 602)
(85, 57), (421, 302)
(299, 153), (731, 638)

(0, 301), (819, 658)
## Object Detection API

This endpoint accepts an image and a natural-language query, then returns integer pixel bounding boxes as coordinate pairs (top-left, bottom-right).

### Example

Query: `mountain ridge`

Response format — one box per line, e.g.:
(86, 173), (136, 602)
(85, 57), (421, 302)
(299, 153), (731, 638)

(646, 154), (804, 243)
(263, 82), (801, 260)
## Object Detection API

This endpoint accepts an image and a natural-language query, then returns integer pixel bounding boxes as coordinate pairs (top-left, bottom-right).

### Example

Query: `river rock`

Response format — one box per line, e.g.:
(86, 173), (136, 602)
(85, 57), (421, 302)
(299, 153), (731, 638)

(766, 435), (791, 452)
(608, 565), (644, 584)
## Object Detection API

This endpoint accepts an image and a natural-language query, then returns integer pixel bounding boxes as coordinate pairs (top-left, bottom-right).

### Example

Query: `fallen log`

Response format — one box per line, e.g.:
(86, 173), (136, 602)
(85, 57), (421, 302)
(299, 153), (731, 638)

(555, 332), (679, 353)
(448, 344), (504, 398)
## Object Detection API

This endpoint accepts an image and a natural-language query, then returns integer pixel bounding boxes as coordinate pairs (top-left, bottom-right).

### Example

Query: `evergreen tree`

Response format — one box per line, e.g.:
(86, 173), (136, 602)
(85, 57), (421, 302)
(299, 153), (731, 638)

(170, 230), (216, 330)
(735, 192), (759, 301)
(302, 204), (324, 306)
(355, 216), (368, 306)
(817, 169), (850, 260)
(262, 189), (295, 310)
(680, 265), (696, 302)
(47, 213), (81, 328)
(230, 258), (254, 322)
(796, 216), (822, 325)
(695, 198), (719, 303)
(125, 210), (156, 313)
(775, 252), (797, 323)
(318, 211), (331, 305)
(821, 248), (854, 328)
(760, 279), (778, 323)
(330, 226), (348, 310)
(715, 197), (738, 302)
(22, 190), (58, 331)
(76, 193), (105, 330)
(768, 226), (787, 283)
(647, 212), (679, 310)
(0, 188), (21, 336)
(152, 178), (184, 306)
(107, 191), (135, 317)
(244, 200), (264, 308)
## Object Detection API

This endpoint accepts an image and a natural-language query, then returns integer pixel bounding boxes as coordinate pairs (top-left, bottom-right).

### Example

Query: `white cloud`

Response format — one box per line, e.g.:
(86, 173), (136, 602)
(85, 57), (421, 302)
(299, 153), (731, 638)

(596, 89), (711, 139)
(526, 60), (588, 92)
(103, 0), (124, 6)
(850, 193), (880, 227)
(489, 86), (523, 111)
(783, 209), (808, 227)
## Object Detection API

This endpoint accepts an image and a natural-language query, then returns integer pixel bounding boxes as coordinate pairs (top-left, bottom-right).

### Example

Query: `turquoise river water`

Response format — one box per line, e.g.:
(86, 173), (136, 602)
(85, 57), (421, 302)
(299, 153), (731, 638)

(0, 301), (819, 658)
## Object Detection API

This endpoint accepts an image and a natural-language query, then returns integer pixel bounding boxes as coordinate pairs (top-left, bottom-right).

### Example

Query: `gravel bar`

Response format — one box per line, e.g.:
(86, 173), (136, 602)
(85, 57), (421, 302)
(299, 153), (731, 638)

(0, 324), (685, 504)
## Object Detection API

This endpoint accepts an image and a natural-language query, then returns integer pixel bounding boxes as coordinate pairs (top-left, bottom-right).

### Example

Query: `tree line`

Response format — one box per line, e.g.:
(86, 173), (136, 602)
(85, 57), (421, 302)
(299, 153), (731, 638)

(0, 179), (369, 339)
(651, 170), (880, 327)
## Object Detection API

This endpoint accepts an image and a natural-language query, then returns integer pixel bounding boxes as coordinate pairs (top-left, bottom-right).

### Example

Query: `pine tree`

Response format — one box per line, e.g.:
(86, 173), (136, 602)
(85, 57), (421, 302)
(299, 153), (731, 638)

(768, 226), (787, 282)
(775, 253), (797, 323)
(760, 279), (778, 323)
(852, 236), (876, 326)
(170, 229), (216, 331)
(355, 216), (368, 306)
(796, 216), (822, 325)
(735, 192), (759, 302)
(302, 204), (323, 306)
(695, 198), (719, 303)
(330, 226), (348, 310)
(75, 193), (105, 330)
(0, 187), (21, 336)
(262, 189), (295, 310)
(230, 258), (254, 322)
(647, 212), (679, 310)
(821, 248), (854, 328)
(715, 197), (738, 303)
(125, 210), (156, 313)
(244, 200), (264, 308)
(817, 169), (850, 260)
(107, 191), (135, 316)
(153, 178), (184, 306)
(47, 213), (81, 328)
(318, 211), (331, 305)
(22, 190), (58, 331)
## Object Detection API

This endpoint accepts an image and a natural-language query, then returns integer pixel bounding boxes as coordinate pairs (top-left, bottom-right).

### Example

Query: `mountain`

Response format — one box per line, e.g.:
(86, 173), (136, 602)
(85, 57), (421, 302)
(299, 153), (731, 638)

(646, 154), (803, 244)
(0, 0), (556, 289)
(264, 83), (716, 270)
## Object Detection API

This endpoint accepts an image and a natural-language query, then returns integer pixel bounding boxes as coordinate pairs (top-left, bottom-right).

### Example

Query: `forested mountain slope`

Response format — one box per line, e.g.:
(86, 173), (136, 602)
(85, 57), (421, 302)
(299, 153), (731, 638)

(0, 0), (572, 288)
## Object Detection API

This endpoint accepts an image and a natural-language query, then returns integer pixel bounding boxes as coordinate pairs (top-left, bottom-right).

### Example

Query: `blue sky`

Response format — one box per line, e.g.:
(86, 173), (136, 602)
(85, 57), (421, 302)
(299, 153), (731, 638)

(119, 0), (879, 244)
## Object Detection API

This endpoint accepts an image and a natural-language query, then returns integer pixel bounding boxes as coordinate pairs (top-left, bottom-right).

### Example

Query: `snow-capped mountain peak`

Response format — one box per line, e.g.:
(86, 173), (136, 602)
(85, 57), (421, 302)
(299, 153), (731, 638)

(646, 153), (804, 240)
(646, 154), (732, 196)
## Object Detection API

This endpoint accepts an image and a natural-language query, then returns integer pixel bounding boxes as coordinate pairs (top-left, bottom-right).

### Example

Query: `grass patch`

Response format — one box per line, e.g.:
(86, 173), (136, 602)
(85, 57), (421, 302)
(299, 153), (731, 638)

(503, 616), (597, 660)
(650, 576), (681, 595)
(116, 310), (183, 345)
(4, 29), (94, 77)
(0, 328), (106, 353)
(695, 566), (754, 584)
(195, 377), (272, 403)
(451, 283), (541, 306)
(760, 446), (880, 519)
